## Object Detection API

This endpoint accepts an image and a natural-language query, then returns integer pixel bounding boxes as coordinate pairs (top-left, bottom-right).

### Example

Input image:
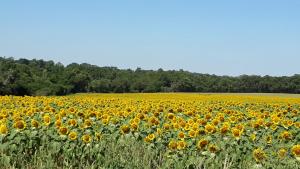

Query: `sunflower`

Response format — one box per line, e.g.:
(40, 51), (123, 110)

(280, 131), (291, 140)
(55, 120), (62, 128)
(82, 134), (92, 144)
(291, 145), (300, 157)
(68, 131), (77, 141)
(120, 125), (130, 134)
(43, 115), (51, 126)
(0, 124), (8, 135)
(198, 119), (207, 126)
(177, 140), (187, 150)
(179, 121), (186, 128)
(102, 118), (109, 125)
(208, 144), (218, 153)
(271, 115), (280, 124)
(144, 133), (155, 143)
(188, 130), (196, 138)
(68, 119), (77, 127)
(277, 148), (287, 159)
(31, 119), (39, 128)
(14, 120), (26, 130)
(168, 140), (177, 150)
(220, 124), (229, 135)
(197, 139), (209, 150)
(205, 113), (212, 120)
(212, 119), (220, 126)
(167, 113), (175, 120)
(148, 116), (159, 126)
(178, 131), (185, 139)
(148, 133), (155, 141)
(130, 122), (138, 131)
(205, 123), (216, 134)
(231, 128), (241, 140)
(137, 113), (145, 120)
(84, 119), (93, 128)
(253, 148), (266, 162)
(59, 126), (68, 135)
(95, 132), (102, 141)
(163, 123), (171, 130)
(294, 122), (300, 129)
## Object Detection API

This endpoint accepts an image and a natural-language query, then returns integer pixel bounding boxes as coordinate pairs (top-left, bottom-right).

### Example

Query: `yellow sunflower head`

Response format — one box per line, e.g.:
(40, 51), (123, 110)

(82, 134), (92, 144)
(121, 125), (130, 134)
(59, 126), (68, 135)
(14, 120), (26, 130)
(68, 131), (77, 141)
(253, 148), (266, 162)
(277, 148), (287, 159)
(43, 115), (51, 126)
(197, 139), (209, 150)
(177, 140), (187, 150)
(291, 145), (300, 158)
(0, 124), (8, 135)
(168, 140), (177, 150)
(31, 119), (39, 128)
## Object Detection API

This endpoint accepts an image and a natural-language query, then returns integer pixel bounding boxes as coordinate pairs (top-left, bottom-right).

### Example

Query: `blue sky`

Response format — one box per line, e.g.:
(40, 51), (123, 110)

(0, 0), (299, 76)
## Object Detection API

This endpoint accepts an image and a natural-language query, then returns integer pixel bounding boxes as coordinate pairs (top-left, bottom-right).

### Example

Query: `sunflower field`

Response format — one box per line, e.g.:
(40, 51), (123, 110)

(0, 93), (300, 168)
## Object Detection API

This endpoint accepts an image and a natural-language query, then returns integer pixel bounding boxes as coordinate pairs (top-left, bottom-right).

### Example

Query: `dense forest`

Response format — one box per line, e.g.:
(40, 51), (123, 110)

(0, 57), (300, 96)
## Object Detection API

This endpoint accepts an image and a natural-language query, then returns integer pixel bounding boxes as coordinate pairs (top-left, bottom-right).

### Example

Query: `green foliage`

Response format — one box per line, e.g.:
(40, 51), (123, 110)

(1, 57), (300, 96)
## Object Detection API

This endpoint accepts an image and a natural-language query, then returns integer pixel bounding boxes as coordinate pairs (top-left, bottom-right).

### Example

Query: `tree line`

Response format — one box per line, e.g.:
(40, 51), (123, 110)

(0, 57), (300, 96)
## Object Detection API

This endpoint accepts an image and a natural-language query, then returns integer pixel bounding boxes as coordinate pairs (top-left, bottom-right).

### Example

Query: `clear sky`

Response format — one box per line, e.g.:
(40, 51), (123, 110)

(0, 0), (299, 76)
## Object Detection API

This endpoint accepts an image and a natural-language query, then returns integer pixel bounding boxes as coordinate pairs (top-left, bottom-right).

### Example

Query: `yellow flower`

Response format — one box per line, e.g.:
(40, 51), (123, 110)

(82, 134), (92, 143)
(0, 124), (8, 135)
(14, 120), (26, 130)
(291, 145), (300, 157)
(144, 133), (155, 143)
(197, 139), (209, 150)
(68, 131), (77, 140)
(253, 148), (266, 162)
(231, 128), (242, 140)
(43, 115), (51, 126)
(208, 144), (218, 153)
(31, 119), (39, 128)
(121, 125), (130, 134)
(167, 113), (175, 120)
(277, 148), (287, 159)
(294, 122), (300, 128)
(205, 123), (216, 134)
(59, 126), (68, 135)
(220, 124), (229, 135)
(280, 131), (291, 140)
(130, 122), (138, 131)
(178, 131), (185, 139)
(168, 140), (177, 150)
(68, 119), (77, 127)
(177, 140), (187, 150)
(172, 123), (180, 130)
(188, 130), (196, 138)
(84, 119), (93, 128)
(95, 132), (102, 141)
(102, 118), (109, 125)
(148, 116), (159, 126)
(55, 120), (62, 128)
